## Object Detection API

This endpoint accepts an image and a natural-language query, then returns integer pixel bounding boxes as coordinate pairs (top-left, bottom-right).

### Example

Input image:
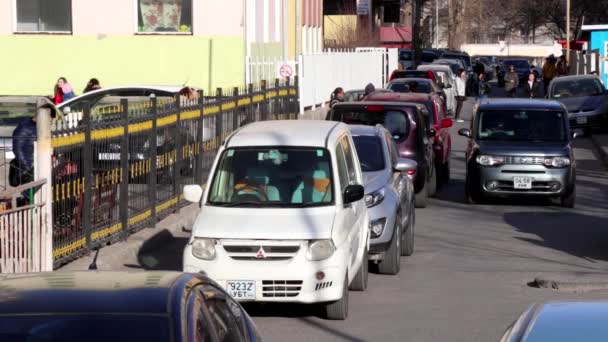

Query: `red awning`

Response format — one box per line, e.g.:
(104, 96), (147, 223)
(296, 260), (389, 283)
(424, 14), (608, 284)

(379, 26), (413, 44)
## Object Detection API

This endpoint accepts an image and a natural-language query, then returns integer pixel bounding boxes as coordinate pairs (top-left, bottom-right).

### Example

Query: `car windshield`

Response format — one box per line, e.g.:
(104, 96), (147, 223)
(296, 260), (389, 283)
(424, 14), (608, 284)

(503, 60), (529, 68)
(400, 50), (412, 60)
(353, 136), (385, 172)
(0, 314), (170, 342)
(478, 110), (566, 142)
(551, 78), (605, 99)
(387, 81), (432, 94)
(207, 147), (334, 207)
(422, 53), (437, 63)
(329, 109), (410, 142)
(442, 54), (470, 67)
(0, 102), (36, 126)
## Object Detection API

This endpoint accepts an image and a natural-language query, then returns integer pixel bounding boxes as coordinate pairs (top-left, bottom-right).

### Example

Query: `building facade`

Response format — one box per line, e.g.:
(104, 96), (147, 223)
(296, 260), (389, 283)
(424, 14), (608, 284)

(1, 0), (322, 96)
(583, 25), (608, 87)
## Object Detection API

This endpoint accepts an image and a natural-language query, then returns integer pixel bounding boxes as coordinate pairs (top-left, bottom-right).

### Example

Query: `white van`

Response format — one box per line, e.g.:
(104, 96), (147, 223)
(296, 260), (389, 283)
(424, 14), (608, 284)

(182, 120), (370, 320)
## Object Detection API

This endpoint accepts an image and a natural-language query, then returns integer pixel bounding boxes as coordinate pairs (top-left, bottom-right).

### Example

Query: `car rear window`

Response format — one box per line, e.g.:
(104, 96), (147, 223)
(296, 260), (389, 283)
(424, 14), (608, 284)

(503, 60), (529, 68)
(387, 81), (432, 94)
(329, 109), (410, 142)
(353, 136), (385, 172)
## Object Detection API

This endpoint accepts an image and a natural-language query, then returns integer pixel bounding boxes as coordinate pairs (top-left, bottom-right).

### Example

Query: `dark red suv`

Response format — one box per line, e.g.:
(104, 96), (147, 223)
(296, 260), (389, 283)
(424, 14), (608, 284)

(327, 101), (436, 208)
(364, 92), (453, 187)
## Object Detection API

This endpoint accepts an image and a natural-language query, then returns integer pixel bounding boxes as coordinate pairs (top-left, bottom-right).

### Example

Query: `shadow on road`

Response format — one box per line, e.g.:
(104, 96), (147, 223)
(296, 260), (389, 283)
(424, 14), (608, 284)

(504, 211), (608, 263)
(124, 235), (188, 271)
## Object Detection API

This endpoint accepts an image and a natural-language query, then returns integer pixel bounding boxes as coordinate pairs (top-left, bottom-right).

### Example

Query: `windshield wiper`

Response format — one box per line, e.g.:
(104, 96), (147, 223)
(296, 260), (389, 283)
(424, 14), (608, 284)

(291, 202), (328, 208)
(210, 201), (265, 207)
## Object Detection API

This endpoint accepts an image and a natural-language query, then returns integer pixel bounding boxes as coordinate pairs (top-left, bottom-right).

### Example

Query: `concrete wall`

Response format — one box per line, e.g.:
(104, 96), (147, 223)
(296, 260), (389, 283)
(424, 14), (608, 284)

(0, 35), (244, 95)
(461, 43), (564, 58)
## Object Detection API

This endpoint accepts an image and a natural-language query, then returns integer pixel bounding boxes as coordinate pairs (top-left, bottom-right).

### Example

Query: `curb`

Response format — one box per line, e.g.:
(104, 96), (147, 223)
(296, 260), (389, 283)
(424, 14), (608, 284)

(591, 134), (608, 169)
(58, 203), (199, 271)
(533, 276), (608, 292)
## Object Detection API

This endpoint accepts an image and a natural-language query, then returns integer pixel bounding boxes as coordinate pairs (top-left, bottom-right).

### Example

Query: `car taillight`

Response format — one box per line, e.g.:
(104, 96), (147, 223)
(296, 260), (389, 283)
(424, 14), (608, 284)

(427, 70), (435, 81)
(389, 71), (396, 82)
(365, 105), (384, 112)
(407, 169), (416, 176)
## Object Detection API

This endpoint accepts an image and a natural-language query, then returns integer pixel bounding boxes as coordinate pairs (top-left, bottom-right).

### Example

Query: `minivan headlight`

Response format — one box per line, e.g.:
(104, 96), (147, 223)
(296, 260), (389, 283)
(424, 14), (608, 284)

(306, 240), (336, 261)
(191, 238), (216, 260)
(544, 157), (570, 168)
(364, 188), (385, 208)
(476, 155), (505, 166)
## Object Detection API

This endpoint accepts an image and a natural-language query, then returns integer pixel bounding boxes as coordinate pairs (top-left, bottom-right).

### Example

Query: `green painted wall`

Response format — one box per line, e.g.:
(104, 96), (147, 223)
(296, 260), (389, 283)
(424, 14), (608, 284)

(0, 35), (244, 95)
(250, 42), (283, 59)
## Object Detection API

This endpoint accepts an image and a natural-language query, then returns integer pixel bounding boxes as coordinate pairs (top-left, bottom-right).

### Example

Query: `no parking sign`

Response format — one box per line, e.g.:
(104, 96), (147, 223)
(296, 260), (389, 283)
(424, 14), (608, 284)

(276, 61), (296, 79)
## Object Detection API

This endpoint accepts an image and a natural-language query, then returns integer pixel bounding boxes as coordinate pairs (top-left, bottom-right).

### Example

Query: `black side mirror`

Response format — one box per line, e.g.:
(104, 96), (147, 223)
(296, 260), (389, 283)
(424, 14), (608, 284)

(458, 128), (472, 138)
(343, 184), (364, 204)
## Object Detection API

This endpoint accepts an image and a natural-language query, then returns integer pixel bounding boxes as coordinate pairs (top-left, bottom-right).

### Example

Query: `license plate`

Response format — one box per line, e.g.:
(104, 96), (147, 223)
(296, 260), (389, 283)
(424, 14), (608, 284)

(513, 176), (532, 189)
(98, 153), (120, 160)
(226, 281), (255, 300)
(576, 116), (588, 124)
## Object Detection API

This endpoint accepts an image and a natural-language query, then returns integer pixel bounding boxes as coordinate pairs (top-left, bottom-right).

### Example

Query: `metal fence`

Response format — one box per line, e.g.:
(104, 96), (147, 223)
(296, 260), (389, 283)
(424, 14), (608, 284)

(50, 78), (299, 268)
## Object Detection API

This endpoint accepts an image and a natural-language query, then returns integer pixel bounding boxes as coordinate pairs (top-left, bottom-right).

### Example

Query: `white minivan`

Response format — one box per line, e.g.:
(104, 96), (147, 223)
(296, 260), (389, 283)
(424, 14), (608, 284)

(182, 120), (370, 320)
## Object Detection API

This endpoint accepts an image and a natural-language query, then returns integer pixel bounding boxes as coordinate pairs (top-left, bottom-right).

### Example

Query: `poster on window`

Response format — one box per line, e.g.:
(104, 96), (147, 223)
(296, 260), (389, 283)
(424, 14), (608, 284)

(138, 0), (192, 33)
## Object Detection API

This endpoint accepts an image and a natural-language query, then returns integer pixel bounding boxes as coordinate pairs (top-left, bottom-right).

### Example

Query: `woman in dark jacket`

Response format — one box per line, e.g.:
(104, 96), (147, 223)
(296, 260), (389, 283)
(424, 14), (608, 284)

(523, 73), (542, 98)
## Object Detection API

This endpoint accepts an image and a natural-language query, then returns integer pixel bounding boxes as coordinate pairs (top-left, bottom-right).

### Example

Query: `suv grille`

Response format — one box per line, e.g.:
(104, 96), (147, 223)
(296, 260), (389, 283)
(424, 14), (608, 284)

(262, 280), (303, 297)
(504, 156), (544, 165)
(222, 241), (301, 261)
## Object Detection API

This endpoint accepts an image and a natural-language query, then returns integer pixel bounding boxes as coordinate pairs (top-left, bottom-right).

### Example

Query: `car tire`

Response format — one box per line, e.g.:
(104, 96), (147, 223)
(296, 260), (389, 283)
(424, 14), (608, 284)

(378, 215), (401, 275)
(465, 172), (483, 204)
(349, 247), (368, 291)
(428, 165), (438, 197)
(325, 275), (349, 320)
(560, 185), (576, 208)
(415, 181), (428, 208)
(401, 208), (415, 256)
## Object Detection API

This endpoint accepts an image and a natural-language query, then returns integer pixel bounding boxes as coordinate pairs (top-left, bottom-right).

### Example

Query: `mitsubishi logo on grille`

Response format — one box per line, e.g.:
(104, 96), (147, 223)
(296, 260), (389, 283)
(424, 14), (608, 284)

(255, 247), (266, 259)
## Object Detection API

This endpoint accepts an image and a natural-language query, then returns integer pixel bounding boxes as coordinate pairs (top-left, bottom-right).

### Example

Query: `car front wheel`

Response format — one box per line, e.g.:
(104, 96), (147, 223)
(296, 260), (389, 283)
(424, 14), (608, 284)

(560, 185), (576, 208)
(401, 207), (415, 256)
(465, 171), (483, 204)
(325, 275), (349, 320)
(349, 247), (368, 291)
(378, 215), (401, 275)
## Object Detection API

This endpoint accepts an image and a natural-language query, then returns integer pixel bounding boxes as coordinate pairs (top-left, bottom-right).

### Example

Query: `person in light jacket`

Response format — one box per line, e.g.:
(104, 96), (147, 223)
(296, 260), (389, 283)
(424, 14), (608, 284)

(504, 65), (519, 97)
(454, 68), (467, 122)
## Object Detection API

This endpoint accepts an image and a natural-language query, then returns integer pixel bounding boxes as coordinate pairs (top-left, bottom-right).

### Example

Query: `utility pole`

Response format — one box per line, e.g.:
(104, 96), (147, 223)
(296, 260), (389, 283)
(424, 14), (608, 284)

(566, 0), (570, 64)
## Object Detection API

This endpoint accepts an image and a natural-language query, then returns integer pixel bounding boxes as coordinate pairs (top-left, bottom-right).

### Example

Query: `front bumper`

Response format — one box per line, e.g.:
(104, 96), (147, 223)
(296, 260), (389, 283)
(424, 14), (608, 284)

(568, 112), (605, 129)
(368, 199), (398, 254)
(183, 240), (347, 303)
(477, 164), (573, 197)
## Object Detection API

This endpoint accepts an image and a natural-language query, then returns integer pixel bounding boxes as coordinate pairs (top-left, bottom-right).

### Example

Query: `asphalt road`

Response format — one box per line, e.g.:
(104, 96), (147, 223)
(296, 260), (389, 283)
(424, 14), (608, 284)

(133, 86), (608, 342)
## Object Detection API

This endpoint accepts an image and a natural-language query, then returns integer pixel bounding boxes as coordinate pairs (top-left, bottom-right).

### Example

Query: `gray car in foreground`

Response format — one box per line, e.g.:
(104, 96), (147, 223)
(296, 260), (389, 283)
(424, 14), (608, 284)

(548, 75), (608, 134)
(500, 301), (608, 342)
(459, 99), (577, 208)
(350, 125), (417, 275)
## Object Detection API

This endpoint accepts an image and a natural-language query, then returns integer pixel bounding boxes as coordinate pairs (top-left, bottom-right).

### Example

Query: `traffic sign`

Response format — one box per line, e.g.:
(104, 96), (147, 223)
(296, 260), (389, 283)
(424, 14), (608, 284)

(275, 61), (296, 79)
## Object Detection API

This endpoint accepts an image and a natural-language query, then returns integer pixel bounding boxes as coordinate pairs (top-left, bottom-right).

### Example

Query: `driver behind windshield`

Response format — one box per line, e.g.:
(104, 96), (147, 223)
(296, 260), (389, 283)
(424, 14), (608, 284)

(481, 114), (515, 138)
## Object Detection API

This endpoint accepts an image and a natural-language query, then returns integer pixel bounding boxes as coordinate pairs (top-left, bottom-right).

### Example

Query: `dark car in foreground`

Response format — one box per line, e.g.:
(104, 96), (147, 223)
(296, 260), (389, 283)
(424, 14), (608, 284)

(548, 75), (608, 134)
(500, 301), (608, 342)
(328, 101), (436, 208)
(459, 99), (577, 207)
(0, 271), (261, 342)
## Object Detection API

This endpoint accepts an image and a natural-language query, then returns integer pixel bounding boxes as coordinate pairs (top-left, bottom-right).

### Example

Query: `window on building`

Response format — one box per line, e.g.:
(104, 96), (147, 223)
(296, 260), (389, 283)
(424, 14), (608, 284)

(137, 0), (193, 33)
(16, 0), (72, 32)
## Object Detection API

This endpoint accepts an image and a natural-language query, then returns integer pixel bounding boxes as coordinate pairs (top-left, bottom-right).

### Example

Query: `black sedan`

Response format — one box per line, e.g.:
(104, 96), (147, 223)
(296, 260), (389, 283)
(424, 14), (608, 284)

(0, 271), (261, 342)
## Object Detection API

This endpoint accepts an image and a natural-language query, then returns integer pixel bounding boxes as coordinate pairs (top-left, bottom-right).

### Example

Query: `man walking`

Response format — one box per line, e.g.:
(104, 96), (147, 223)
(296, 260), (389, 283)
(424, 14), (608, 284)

(454, 68), (467, 123)
(504, 65), (519, 97)
(476, 73), (491, 100)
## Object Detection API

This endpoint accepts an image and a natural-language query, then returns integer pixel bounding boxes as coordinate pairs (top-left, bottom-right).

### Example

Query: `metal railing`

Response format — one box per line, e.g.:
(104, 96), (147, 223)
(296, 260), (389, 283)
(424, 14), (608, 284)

(50, 78), (299, 268)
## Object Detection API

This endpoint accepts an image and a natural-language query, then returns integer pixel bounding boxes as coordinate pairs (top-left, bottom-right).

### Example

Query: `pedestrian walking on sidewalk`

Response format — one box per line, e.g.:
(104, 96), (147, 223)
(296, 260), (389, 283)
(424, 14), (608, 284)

(542, 55), (558, 95)
(51, 77), (76, 105)
(524, 73), (542, 99)
(329, 87), (345, 108)
(454, 68), (466, 123)
(504, 65), (519, 97)
(476, 73), (491, 101)
(83, 78), (101, 93)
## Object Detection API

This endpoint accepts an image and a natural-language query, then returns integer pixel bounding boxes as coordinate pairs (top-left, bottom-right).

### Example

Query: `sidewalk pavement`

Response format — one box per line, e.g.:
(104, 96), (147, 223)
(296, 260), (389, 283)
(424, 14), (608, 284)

(591, 134), (608, 169)
(59, 203), (199, 272)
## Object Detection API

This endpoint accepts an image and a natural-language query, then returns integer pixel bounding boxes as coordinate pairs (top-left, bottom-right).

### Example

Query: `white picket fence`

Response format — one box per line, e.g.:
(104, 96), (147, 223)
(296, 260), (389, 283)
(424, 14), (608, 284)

(297, 48), (399, 113)
(0, 179), (52, 273)
(566, 49), (601, 76)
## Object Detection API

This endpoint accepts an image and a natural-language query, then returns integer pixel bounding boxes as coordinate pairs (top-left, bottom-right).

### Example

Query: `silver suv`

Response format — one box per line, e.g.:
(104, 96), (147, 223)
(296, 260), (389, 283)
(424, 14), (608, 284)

(459, 99), (577, 208)
(350, 125), (417, 275)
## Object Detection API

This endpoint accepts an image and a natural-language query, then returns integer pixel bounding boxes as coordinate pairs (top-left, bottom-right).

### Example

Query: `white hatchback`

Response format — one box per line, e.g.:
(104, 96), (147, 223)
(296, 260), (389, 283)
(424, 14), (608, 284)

(182, 120), (370, 320)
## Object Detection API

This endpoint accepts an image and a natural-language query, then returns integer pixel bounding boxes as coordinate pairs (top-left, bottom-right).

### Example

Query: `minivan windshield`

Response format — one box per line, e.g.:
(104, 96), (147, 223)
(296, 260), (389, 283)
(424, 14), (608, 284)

(550, 78), (605, 99)
(207, 147), (334, 207)
(329, 109), (410, 142)
(352, 136), (385, 172)
(478, 110), (566, 142)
